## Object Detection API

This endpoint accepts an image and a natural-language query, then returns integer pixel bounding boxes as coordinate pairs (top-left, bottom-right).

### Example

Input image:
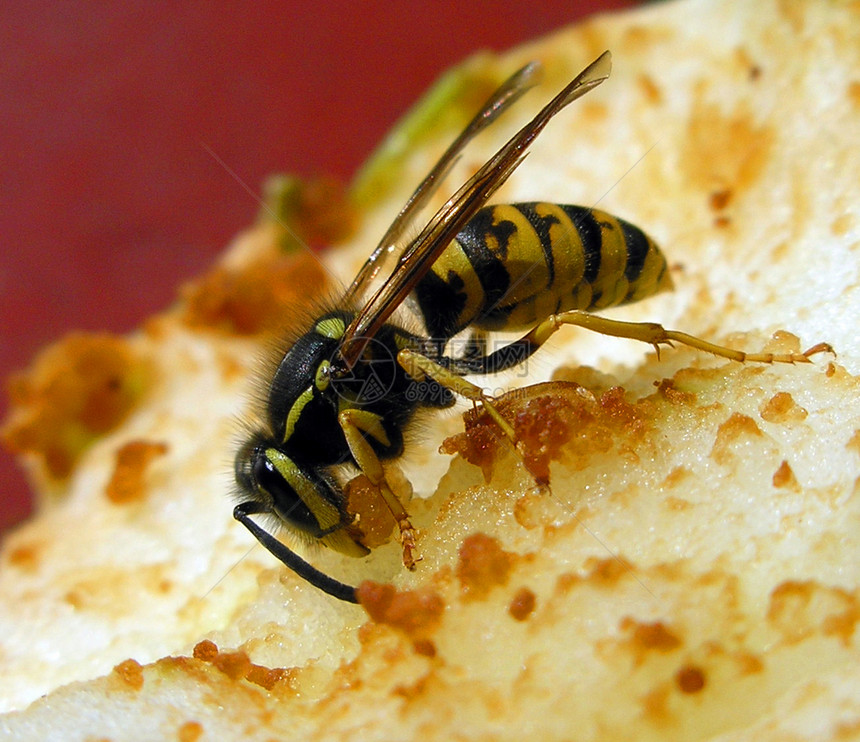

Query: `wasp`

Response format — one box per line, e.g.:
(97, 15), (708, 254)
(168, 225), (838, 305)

(233, 51), (829, 603)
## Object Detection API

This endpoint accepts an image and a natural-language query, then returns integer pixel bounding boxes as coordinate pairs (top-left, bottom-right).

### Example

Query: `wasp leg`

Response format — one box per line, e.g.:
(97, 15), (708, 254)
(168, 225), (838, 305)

(400, 348), (554, 487)
(431, 316), (832, 377)
(234, 501), (359, 604)
(521, 311), (833, 364)
(398, 349), (516, 441)
(338, 408), (420, 570)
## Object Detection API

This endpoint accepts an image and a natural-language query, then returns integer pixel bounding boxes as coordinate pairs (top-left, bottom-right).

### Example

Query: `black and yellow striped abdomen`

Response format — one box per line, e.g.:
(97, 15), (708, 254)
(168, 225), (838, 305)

(413, 202), (672, 340)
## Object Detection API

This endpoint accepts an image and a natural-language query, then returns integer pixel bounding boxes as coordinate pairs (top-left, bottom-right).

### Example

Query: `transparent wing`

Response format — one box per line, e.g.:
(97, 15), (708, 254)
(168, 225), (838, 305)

(337, 51), (612, 370)
(343, 60), (543, 304)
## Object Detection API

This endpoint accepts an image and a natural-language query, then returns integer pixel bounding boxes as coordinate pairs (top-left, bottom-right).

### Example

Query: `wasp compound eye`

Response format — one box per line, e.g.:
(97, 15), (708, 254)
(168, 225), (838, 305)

(252, 451), (321, 536)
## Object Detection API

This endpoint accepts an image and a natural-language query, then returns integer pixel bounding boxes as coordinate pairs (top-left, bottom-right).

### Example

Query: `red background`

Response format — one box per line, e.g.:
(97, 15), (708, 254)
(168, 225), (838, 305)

(0, 1), (632, 534)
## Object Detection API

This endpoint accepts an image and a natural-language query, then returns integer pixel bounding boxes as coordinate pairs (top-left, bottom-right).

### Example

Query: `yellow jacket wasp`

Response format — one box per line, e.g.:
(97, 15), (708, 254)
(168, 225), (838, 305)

(233, 51), (829, 603)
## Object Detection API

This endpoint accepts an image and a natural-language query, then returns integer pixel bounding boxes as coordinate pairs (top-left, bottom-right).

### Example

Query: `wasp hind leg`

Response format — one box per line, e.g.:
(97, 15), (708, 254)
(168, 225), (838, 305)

(523, 311), (833, 364)
(338, 408), (420, 570)
(397, 315), (832, 484)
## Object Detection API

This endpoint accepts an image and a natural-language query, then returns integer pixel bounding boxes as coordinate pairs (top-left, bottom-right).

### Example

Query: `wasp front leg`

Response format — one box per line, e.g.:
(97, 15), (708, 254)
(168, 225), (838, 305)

(338, 408), (420, 570)
(399, 348), (554, 491)
(398, 349), (517, 441)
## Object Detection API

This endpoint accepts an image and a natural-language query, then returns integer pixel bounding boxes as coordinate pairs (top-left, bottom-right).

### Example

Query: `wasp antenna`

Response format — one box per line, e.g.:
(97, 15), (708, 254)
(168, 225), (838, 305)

(233, 502), (360, 604)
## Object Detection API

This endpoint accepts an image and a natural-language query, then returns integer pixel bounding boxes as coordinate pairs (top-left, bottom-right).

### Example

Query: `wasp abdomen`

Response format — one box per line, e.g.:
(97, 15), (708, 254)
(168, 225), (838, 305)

(413, 203), (672, 340)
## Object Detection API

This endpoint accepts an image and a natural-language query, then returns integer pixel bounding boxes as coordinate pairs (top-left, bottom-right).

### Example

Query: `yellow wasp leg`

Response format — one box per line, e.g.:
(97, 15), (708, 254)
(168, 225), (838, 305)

(338, 408), (419, 570)
(527, 311), (833, 364)
(398, 349), (517, 441)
